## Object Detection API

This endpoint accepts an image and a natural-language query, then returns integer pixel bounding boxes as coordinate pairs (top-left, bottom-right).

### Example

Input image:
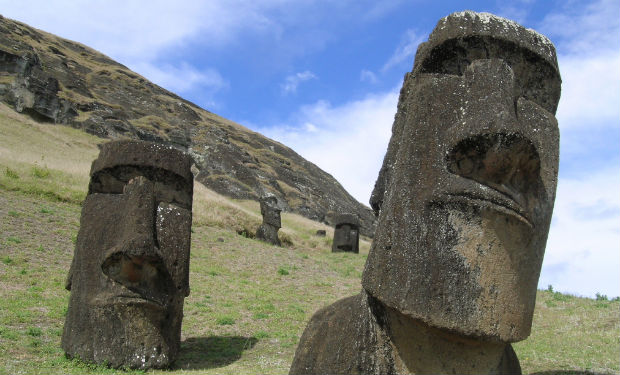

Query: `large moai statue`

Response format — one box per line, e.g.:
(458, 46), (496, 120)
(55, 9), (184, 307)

(290, 11), (561, 375)
(62, 140), (194, 369)
(255, 194), (282, 246)
(331, 213), (360, 253)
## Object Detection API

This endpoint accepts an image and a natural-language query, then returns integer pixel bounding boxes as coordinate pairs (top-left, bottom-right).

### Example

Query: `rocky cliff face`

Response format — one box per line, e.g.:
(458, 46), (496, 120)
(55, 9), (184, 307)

(0, 15), (375, 236)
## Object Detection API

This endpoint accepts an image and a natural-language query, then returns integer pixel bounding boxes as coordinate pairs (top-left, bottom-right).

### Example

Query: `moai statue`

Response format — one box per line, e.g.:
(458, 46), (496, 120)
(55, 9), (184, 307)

(290, 11), (561, 375)
(255, 194), (282, 246)
(331, 213), (360, 253)
(62, 140), (194, 369)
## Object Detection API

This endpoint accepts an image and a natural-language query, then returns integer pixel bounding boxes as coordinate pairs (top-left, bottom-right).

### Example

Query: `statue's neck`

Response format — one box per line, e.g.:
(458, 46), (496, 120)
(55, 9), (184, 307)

(383, 305), (508, 374)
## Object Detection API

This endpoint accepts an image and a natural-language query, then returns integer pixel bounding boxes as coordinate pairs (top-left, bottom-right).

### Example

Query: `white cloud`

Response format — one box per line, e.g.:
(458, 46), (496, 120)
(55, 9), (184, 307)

(541, 167), (620, 298)
(360, 69), (379, 84)
(303, 122), (318, 133)
(260, 89), (399, 205)
(130, 61), (228, 96)
(0, 0), (218, 62)
(547, 0), (620, 132)
(281, 71), (317, 94)
(556, 52), (620, 130)
(539, 0), (619, 56)
(536, 0), (620, 298)
(381, 29), (424, 72)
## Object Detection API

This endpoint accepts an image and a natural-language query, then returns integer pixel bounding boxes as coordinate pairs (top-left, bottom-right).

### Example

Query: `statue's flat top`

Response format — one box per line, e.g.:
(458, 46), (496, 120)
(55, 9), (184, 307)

(413, 11), (558, 74)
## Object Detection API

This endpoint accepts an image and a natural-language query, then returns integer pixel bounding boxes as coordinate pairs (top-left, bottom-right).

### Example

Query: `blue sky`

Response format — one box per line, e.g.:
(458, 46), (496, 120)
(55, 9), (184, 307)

(1, 0), (618, 298)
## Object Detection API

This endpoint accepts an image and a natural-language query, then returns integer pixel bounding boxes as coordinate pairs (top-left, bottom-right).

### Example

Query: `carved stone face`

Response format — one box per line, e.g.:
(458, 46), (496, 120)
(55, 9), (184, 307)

(362, 12), (561, 343)
(332, 213), (360, 253)
(260, 195), (281, 228)
(62, 141), (193, 369)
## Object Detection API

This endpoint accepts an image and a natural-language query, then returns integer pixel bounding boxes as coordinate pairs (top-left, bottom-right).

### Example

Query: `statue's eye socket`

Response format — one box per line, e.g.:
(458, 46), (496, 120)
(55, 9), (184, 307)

(88, 166), (192, 209)
(447, 133), (540, 200)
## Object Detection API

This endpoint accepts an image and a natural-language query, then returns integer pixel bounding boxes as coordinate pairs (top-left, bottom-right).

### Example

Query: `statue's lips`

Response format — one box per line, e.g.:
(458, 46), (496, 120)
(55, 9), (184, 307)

(90, 291), (166, 310)
(112, 294), (165, 310)
(445, 190), (533, 228)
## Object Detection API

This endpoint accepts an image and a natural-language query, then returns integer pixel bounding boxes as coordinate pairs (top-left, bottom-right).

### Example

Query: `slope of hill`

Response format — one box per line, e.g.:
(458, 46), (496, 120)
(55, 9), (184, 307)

(0, 100), (618, 375)
(0, 15), (376, 236)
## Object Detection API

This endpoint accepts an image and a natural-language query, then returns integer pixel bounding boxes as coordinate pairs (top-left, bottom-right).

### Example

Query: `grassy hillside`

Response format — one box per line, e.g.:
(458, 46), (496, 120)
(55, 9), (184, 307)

(0, 16), (376, 237)
(0, 104), (618, 374)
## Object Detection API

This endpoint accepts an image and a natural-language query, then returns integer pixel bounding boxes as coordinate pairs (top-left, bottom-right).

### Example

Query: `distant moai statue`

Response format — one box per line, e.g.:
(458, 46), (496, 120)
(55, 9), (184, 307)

(62, 140), (194, 369)
(256, 194), (282, 246)
(290, 11), (561, 375)
(331, 213), (360, 253)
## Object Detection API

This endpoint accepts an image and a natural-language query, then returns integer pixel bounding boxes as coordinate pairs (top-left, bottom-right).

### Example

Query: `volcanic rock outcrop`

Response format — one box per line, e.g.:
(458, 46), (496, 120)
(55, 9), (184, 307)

(62, 140), (193, 369)
(0, 14), (375, 236)
(290, 11), (561, 375)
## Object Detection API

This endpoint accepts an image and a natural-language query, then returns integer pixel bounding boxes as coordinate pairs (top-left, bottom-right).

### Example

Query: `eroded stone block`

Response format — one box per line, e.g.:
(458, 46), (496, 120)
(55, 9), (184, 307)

(256, 194), (282, 246)
(331, 213), (360, 253)
(62, 140), (193, 369)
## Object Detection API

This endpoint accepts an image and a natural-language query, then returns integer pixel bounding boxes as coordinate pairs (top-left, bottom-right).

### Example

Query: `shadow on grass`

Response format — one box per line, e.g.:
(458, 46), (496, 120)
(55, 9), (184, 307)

(530, 371), (609, 375)
(174, 335), (259, 370)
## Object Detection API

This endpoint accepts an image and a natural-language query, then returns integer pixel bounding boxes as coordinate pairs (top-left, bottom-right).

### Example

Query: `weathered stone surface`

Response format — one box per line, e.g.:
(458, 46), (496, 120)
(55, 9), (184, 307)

(256, 194), (282, 246)
(331, 213), (360, 253)
(363, 11), (561, 342)
(290, 291), (521, 375)
(62, 140), (193, 369)
(0, 16), (376, 237)
(370, 11), (560, 215)
(292, 11), (560, 374)
(0, 49), (77, 123)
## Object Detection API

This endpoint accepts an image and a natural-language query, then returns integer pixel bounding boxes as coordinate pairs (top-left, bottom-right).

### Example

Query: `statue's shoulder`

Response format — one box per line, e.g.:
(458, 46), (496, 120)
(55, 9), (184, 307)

(289, 292), (394, 375)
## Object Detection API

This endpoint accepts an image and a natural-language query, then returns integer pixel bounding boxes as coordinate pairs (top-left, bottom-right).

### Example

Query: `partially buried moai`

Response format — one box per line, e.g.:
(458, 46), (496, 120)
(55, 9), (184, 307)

(62, 140), (194, 369)
(255, 194), (282, 246)
(290, 11), (561, 375)
(331, 213), (360, 253)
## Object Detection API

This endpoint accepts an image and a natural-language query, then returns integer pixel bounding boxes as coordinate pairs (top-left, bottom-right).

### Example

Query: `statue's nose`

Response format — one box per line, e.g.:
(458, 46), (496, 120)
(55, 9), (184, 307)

(446, 132), (541, 212)
(101, 176), (173, 303)
(123, 176), (158, 251)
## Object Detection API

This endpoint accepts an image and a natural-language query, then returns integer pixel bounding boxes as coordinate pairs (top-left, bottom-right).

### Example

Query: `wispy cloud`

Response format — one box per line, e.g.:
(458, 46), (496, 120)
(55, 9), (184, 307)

(360, 69), (379, 84)
(131, 62), (228, 94)
(281, 71), (317, 94)
(381, 29), (424, 72)
(544, 0), (620, 132)
(260, 89), (399, 204)
(556, 52), (620, 130)
(128, 61), (228, 109)
(539, 0), (619, 55)
(537, 0), (620, 297)
(541, 167), (620, 297)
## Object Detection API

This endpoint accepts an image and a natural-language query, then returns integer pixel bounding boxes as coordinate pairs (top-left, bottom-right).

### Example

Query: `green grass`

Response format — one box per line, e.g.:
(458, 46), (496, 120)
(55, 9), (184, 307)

(0, 104), (618, 374)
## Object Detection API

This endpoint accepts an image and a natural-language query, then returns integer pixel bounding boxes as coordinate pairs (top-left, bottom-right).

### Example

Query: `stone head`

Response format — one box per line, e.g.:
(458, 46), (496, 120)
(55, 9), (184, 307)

(62, 140), (193, 368)
(332, 213), (360, 253)
(362, 11), (561, 343)
(260, 194), (282, 228)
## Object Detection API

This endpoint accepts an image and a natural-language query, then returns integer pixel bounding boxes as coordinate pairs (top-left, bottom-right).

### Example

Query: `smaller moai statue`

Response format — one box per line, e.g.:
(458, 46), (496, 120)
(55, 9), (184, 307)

(331, 213), (359, 253)
(256, 194), (282, 246)
(61, 140), (193, 369)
